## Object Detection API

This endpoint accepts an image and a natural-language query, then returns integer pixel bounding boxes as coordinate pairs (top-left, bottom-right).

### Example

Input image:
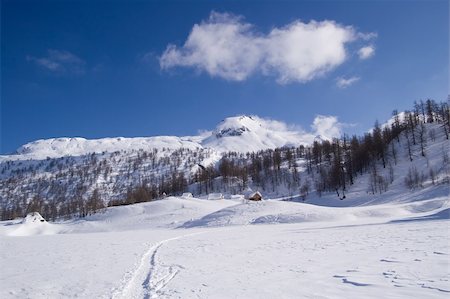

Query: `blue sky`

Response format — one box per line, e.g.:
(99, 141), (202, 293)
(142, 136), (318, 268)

(1, 0), (448, 154)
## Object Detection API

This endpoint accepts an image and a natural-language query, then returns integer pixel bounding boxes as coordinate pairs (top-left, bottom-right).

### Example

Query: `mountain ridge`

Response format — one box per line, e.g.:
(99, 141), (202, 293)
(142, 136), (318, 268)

(4, 115), (328, 160)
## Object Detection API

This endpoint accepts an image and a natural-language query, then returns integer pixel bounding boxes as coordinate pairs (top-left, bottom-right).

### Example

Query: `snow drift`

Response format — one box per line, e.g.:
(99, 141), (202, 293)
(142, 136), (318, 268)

(8, 212), (60, 236)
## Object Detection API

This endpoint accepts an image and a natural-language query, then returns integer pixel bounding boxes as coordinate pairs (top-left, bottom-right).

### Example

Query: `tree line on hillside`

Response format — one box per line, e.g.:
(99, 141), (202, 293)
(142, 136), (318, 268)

(0, 147), (208, 220)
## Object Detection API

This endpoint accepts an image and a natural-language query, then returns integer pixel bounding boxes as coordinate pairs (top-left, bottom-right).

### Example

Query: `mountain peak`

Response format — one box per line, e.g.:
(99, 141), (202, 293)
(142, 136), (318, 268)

(200, 114), (312, 153)
(214, 115), (263, 137)
(214, 115), (260, 138)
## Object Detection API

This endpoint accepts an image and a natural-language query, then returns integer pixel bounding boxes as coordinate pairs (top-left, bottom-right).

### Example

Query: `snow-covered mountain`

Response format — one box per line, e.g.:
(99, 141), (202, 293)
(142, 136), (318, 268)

(1, 102), (448, 223)
(3, 115), (316, 161)
(201, 115), (313, 153)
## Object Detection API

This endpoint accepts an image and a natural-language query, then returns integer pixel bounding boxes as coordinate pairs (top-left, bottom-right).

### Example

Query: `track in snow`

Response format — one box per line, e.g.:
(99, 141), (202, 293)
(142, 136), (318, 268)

(111, 232), (204, 299)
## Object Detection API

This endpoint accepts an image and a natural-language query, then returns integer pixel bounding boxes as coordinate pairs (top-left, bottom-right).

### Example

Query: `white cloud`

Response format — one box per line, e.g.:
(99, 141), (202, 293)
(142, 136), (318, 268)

(357, 32), (378, 41)
(160, 12), (375, 84)
(358, 45), (375, 60)
(311, 115), (343, 140)
(336, 76), (360, 88)
(160, 12), (262, 81)
(263, 20), (355, 83)
(27, 49), (86, 74)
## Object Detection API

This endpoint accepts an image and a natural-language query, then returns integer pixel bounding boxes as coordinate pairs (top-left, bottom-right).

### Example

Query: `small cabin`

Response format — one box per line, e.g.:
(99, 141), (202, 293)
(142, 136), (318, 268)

(182, 192), (193, 198)
(207, 193), (224, 200)
(248, 191), (262, 201)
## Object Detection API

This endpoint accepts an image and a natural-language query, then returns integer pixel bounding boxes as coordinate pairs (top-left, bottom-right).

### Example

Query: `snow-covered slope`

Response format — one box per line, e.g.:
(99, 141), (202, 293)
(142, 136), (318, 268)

(182, 196), (449, 228)
(12, 136), (201, 160)
(2, 115), (315, 161)
(0, 184), (448, 298)
(1, 192), (447, 236)
(64, 196), (238, 233)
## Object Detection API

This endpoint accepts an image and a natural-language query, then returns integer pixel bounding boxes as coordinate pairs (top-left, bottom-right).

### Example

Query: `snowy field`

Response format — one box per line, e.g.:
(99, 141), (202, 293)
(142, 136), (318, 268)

(0, 193), (449, 299)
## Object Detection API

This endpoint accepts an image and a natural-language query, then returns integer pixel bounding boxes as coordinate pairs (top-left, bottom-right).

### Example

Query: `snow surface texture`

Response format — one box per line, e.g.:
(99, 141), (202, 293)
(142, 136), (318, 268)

(1, 115), (323, 160)
(1, 193), (449, 298)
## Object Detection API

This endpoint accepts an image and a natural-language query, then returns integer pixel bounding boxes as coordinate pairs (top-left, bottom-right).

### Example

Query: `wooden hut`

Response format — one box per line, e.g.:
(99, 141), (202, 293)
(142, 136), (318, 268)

(248, 191), (262, 201)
